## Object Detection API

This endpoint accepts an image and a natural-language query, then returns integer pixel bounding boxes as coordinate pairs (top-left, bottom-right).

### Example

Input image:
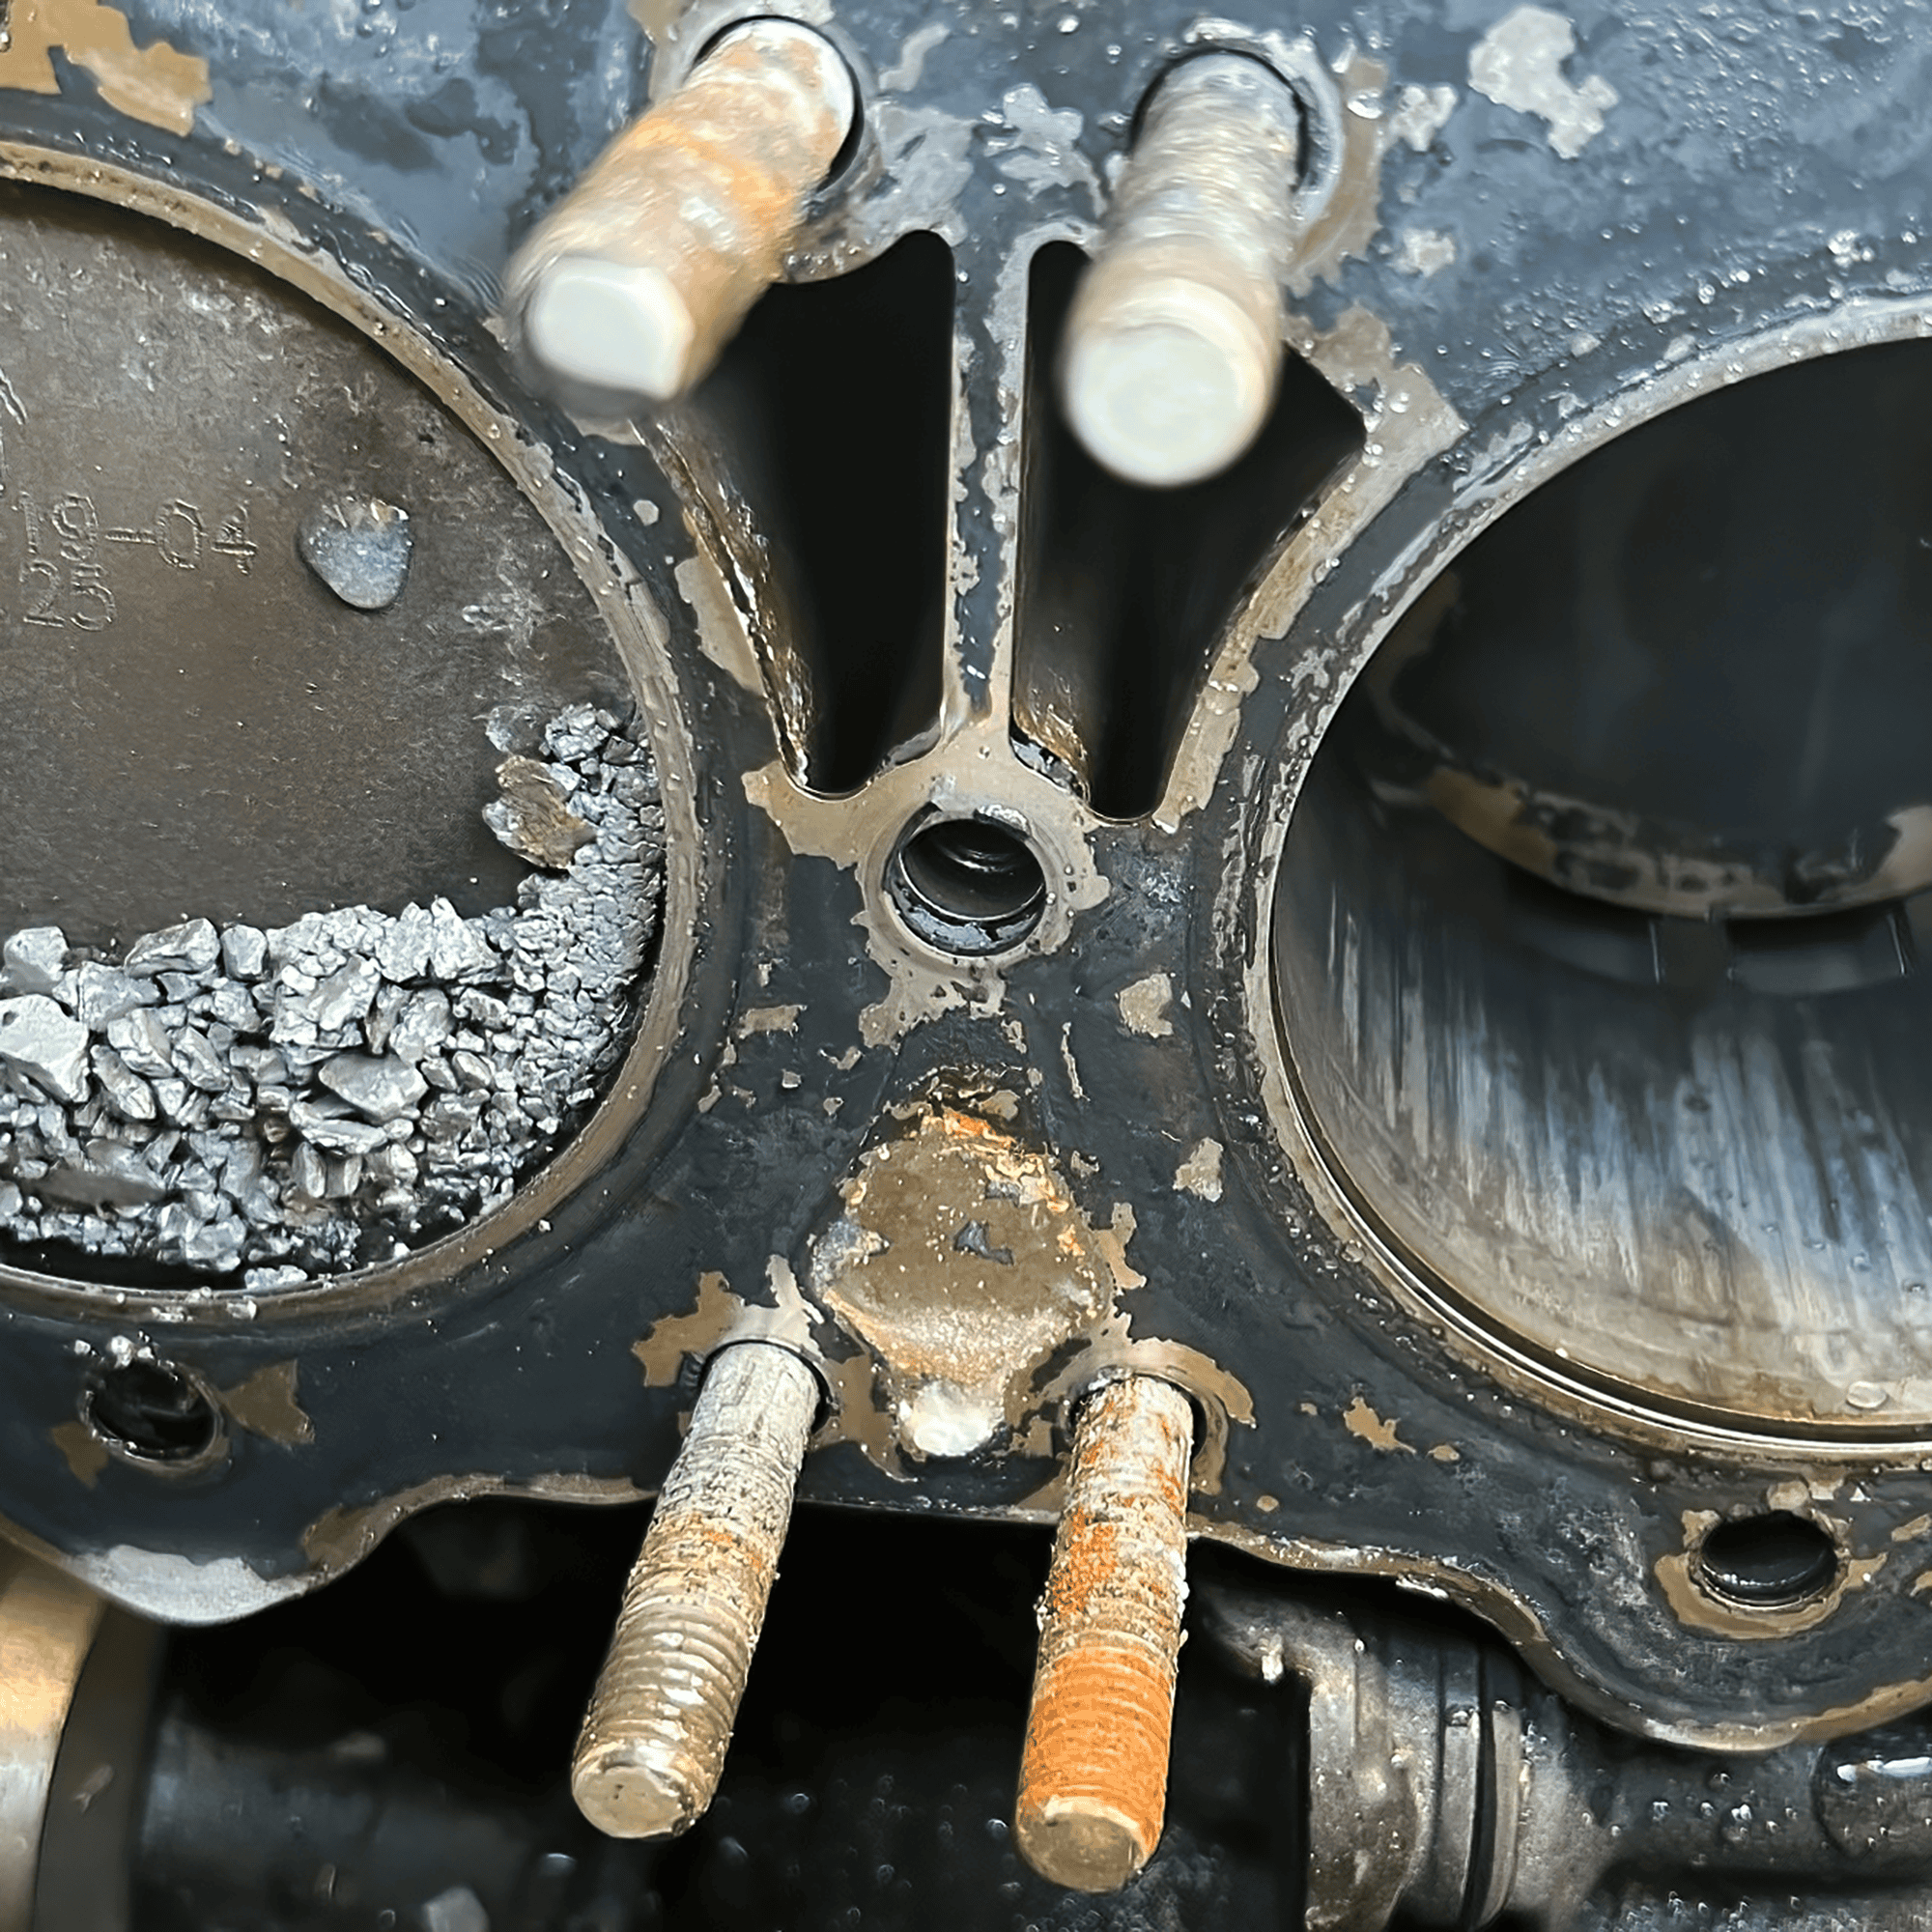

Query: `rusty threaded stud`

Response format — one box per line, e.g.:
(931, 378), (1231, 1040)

(1015, 1373), (1195, 1891)
(571, 1340), (818, 1839)
(503, 18), (855, 410)
(1061, 53), (1302, 488)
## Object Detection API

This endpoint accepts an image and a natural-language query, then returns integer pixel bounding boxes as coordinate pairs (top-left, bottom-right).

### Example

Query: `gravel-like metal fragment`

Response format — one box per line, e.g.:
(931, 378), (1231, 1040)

(125, 919), (220, 977)
(486, 755), (597, 870)
(298, 497), (414, 611)
(319, 1053), (430, 1123)
(0, 702), (664, 1279)
(221, 923), (269, 981)
(0, 997), (92, 1104)
(74, 963), (155, 1032)
(3, 927), (69, 996)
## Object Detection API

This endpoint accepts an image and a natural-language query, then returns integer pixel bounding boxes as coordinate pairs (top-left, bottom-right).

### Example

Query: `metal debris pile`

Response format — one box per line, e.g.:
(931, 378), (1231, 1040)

(0, 703), (664, 1285)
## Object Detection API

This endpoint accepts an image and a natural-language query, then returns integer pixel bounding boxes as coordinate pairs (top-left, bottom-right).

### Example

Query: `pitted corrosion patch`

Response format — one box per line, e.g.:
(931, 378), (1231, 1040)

(810, 1105), (1116, 1462)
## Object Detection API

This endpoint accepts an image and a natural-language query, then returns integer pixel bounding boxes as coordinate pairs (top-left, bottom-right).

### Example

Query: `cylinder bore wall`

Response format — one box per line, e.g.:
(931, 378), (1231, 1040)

(0, 185), (670, 1291)
(1272, 338), (1932, 1433)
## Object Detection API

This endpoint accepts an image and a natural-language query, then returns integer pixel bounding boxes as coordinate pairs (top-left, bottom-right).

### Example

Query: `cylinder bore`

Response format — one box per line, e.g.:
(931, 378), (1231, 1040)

(1273, 337), (1932, 1433)
(887, 814), (1049, 957)
(0, 181), (674, 1293)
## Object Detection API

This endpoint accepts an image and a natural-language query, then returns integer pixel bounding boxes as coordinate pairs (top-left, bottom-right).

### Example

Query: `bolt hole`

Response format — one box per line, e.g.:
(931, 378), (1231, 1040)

(887, 815), (1047, 957)
(85, 1360), (221, 1467)
(695, 15), (865, 186)
(1695, 1512), (1841, 1609)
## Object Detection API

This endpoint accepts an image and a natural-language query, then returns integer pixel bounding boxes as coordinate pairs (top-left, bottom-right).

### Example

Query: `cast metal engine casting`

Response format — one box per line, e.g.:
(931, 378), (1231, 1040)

(1, 0), (1931, 1923)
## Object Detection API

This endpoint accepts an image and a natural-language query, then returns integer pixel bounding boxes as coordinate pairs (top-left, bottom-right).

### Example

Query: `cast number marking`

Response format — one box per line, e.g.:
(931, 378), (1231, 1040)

(13, 490), (259, 630)
(19, 492), (114, 631)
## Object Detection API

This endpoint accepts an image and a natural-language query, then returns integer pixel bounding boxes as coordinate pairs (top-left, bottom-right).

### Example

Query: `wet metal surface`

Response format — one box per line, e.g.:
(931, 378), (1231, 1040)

(0, 181), (626, 946)
(12, 0), (1932, 1810)
(0, 705), (663, 1280)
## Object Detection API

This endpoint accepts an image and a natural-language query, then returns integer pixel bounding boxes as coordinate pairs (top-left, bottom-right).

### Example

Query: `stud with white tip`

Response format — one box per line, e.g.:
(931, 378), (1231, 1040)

(503, 18), (856, 412)
(571, 1341), (820, 1840)
(1061, 53), (1303, 489)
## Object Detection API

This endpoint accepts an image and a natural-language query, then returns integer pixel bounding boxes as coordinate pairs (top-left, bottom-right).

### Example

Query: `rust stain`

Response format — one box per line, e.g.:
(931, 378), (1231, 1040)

(1015, 1378), (1192, 1891)
(632, 1265), (897, 1475)
(1286, 49), (1390, 296)
(811, 1104), (1116, 1462)
(0, 0), (211, 135)
(1343, 1395), (1413, 1455)
(1092, 1203), (1145, 1292)
(50, 1418), (107, 1488)
(634, 1270), (751, 1386)
(633, 1263), (820, 1386)
(218, 1360), (312, 1446)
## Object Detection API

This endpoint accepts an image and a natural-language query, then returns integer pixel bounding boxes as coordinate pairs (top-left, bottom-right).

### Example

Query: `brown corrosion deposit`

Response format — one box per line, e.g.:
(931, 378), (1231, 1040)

(812, 1103), (1115, 1462)
(1015, 1375), (1194, 1891)
(572, 1343), (818, 1840)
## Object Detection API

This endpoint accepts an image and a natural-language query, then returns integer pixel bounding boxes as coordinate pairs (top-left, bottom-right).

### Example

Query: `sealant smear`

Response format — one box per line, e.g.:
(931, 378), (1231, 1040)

(0, 703), (665, 1284)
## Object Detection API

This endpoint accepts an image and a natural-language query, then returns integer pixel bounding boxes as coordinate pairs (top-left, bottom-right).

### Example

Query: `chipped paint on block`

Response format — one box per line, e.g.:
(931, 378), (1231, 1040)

(1343, 1394), (1413, 1454)
(1468, 7), (1617, 161)
(0, 0), (210, 134)
(49, 1418), (107, 1488)
(1393, 227), (1457, 277)
(737, 1004), (803, 1037)
(1388, 82), (1457, 152)
(1117, 973), (1173, 1037)
(219, 1360), (314, 1446)
(1174, 1138), (1224, 1202)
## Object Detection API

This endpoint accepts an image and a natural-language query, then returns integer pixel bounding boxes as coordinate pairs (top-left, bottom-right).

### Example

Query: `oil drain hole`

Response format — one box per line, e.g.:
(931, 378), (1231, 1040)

(83, 1359), (222, 1469)
(887, 815), (1048, 957)
(1694, 1513), (1841, 1611)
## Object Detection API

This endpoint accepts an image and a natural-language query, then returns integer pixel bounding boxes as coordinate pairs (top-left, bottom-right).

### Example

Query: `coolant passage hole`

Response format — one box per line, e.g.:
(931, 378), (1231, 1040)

(888, 816), (1047, 957)
(1695, 1514), (1840, 1609)
(85, 1359), (220, 1465)
(1273, 336), (1932, 1432)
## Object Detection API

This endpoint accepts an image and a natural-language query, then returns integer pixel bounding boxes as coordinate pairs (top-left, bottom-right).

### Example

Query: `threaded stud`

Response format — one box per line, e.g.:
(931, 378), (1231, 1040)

(1062, 53), (1303, 488)
(504, 18), (855, 409)
(570, 1341), (819, 1839)
(1015, 1374), (1195, 1890)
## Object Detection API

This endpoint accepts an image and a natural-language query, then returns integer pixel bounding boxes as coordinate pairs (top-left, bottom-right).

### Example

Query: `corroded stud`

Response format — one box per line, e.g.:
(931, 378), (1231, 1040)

(1014, 1374), (1195, 1889)
(504, 19), (855, 410)
(571, 1341), (818, 1839)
